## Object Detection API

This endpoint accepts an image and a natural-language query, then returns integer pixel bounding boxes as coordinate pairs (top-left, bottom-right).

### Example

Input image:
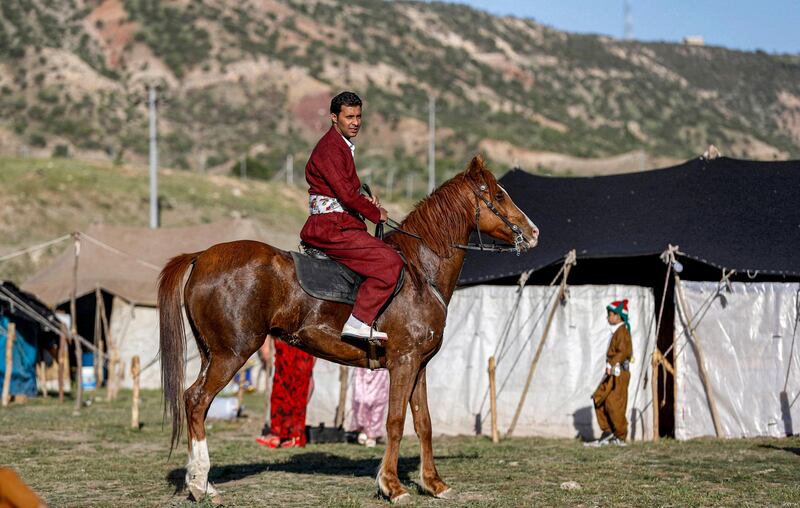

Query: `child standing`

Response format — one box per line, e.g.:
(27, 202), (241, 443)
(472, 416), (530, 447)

(586, 299), (633, 447)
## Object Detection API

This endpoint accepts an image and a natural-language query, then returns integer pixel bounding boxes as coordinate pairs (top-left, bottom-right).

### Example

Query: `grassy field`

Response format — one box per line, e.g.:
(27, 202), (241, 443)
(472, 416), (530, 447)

(1, 389), (798, 507)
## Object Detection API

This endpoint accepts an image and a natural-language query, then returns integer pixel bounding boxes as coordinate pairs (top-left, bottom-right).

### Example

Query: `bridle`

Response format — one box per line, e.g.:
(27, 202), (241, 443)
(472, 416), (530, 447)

(380, 180), (530, 256)
(455, 182), (528, 255)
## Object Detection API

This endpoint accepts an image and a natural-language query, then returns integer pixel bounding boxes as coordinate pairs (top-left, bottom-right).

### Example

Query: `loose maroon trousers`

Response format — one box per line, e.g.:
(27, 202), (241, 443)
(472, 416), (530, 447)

(269, 339), (315, 445)
(301, 217), (404, 324)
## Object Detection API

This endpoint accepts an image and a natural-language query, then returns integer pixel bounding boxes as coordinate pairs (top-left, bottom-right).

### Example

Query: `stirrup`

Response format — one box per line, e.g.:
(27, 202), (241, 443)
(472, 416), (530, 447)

(341, 322), (388, 343)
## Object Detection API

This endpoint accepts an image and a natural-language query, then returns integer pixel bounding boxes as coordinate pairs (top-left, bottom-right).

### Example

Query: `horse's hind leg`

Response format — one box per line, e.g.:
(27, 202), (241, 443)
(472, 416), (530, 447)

(184, 352), (248, 504)
(410, 368), (454, 499)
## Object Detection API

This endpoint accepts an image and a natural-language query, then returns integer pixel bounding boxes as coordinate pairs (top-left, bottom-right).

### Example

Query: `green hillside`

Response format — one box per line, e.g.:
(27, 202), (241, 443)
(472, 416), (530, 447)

(0, 0), (798, 181)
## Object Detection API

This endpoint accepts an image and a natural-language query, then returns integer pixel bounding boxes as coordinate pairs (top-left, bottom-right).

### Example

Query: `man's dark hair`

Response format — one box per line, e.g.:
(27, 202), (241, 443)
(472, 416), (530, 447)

(330, 91), (362, 115)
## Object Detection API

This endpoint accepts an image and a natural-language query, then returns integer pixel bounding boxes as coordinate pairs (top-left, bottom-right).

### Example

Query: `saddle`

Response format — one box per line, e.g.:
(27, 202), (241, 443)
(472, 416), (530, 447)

(291, 242), (404, 306)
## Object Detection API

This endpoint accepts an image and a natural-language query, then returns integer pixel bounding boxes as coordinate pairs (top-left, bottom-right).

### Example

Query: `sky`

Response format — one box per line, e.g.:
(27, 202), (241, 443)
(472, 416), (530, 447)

(448, 1), (800, 54)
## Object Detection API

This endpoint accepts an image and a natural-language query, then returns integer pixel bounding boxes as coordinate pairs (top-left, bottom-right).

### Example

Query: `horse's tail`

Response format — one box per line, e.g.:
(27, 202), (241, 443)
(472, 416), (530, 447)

(158, 251), (200, 455)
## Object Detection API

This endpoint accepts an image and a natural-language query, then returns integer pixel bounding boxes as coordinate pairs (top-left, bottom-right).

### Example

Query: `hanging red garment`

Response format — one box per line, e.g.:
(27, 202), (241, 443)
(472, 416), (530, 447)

(269, 339), (315, 446)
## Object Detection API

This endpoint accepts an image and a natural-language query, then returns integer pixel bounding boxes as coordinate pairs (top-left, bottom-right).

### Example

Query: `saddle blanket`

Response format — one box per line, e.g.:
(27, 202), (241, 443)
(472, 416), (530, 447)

(291, 250), (404, 305)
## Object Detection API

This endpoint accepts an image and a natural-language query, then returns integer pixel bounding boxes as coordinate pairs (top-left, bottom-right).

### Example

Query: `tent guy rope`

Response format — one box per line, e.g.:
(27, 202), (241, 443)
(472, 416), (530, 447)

(476, 251), (576, 427)
(506, 249), (577, 437)
(0, 235), (71, 264)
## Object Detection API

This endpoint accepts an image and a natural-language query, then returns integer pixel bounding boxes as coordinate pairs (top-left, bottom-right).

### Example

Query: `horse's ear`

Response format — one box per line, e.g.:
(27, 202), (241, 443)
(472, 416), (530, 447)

(466, 154), (485, 179)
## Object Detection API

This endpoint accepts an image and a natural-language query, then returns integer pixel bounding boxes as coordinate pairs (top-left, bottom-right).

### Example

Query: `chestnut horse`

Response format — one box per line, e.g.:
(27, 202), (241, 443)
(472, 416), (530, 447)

(158, 155), (539, 504)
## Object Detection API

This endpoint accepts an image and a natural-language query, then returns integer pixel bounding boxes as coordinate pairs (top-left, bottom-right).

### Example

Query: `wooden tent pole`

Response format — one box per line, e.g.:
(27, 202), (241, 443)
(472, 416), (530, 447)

(335, 365), (348, 428)
(650, 245), (676, 443)
(99, 296), (118, 401)
(58, 333), (66, 402)
(650, 349), (675, 442)
(674, 273), (723, 438)
(94, 285), (103, 389)
(131, 355), (140, 429)
(2, 322), (16, 407)
(507, 252), (575, 436)
(71, 233), (83, 412)
(488, 355), (499, 443)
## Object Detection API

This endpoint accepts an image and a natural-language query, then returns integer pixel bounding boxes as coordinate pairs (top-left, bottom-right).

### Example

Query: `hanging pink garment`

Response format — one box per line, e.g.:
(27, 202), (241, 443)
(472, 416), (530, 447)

(350, 368), (389, 439)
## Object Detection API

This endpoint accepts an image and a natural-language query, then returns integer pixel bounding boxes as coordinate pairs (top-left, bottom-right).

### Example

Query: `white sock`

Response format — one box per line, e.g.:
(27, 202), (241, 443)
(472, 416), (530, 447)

(346, 314), (369, 328)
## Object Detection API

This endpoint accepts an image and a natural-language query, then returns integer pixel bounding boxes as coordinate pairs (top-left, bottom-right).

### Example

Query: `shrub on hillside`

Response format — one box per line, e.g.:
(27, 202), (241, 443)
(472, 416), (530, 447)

(52, 144), (70, 158)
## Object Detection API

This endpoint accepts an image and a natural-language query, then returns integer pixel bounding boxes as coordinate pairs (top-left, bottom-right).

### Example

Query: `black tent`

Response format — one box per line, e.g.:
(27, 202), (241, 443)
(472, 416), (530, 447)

(457, 156), (800, 438)
(460, 157), (800, 285)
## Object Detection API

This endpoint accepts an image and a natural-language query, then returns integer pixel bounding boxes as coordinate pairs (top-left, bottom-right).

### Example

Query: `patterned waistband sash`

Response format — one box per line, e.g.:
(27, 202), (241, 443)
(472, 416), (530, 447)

(309, 194), (345, 214)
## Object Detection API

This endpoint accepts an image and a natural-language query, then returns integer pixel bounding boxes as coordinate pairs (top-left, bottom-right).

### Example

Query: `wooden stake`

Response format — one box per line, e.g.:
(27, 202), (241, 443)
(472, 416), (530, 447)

(488, 355), (499, 443)
(37, 361), (47, 397)
(335, 365), (348, 428)
(71, 233), (83, 412)
(58, 333), (66, 403)
(131, 355), (140, 429)
(651, 351), (660, 442)
(674, 274), (723, 438)
(2, 322), (16, 407)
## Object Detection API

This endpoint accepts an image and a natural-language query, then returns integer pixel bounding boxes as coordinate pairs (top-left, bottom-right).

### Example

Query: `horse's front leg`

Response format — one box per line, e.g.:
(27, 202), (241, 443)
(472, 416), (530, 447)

(410, 368), (454, 499)
(377, 359), (419, 505)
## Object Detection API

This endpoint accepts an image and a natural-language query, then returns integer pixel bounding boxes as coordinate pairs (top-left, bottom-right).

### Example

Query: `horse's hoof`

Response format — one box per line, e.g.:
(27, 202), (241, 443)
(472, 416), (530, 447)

(435, 488), (457, 500)
(391, 493), (412, 505)
(188, 484), (204, 502)
(188, 483), (222, 505)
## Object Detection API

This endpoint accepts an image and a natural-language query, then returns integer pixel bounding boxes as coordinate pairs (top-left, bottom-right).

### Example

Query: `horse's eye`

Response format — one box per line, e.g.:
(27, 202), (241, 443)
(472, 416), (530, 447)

(495, 192), (504, 201)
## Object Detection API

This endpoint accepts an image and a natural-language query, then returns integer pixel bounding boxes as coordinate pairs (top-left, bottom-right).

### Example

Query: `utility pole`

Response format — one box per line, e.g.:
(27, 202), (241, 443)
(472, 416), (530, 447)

(148, 84), (159, 229)
(386, 166), (395, 200)
(285, 154), (294, 185)
(427, 94), (436, 194)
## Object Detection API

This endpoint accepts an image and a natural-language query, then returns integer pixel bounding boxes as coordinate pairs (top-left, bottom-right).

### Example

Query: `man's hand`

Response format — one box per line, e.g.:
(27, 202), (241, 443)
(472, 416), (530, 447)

(379, 206), (388, 222)
(367, 194), (381, 206)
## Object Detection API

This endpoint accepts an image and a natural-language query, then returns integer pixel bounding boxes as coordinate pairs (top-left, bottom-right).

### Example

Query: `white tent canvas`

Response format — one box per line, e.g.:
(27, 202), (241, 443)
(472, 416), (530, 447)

(307, 284), (656, 440)
(675, 281), (800, 440)
(109, 297), (202, 390)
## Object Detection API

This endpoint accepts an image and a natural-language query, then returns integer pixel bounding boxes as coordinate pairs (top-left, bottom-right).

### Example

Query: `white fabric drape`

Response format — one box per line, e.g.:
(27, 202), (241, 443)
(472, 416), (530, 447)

(675, 281), (800, 439)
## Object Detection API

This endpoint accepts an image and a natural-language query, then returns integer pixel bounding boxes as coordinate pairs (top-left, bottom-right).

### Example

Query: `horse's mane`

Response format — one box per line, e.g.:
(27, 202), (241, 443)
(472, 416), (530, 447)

(390, 157), (500, 287)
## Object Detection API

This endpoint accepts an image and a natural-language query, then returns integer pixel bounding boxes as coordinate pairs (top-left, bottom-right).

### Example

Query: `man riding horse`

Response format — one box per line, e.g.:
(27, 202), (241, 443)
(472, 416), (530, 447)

(300, 91), (403, 342)
(158, 90), (540, 504)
